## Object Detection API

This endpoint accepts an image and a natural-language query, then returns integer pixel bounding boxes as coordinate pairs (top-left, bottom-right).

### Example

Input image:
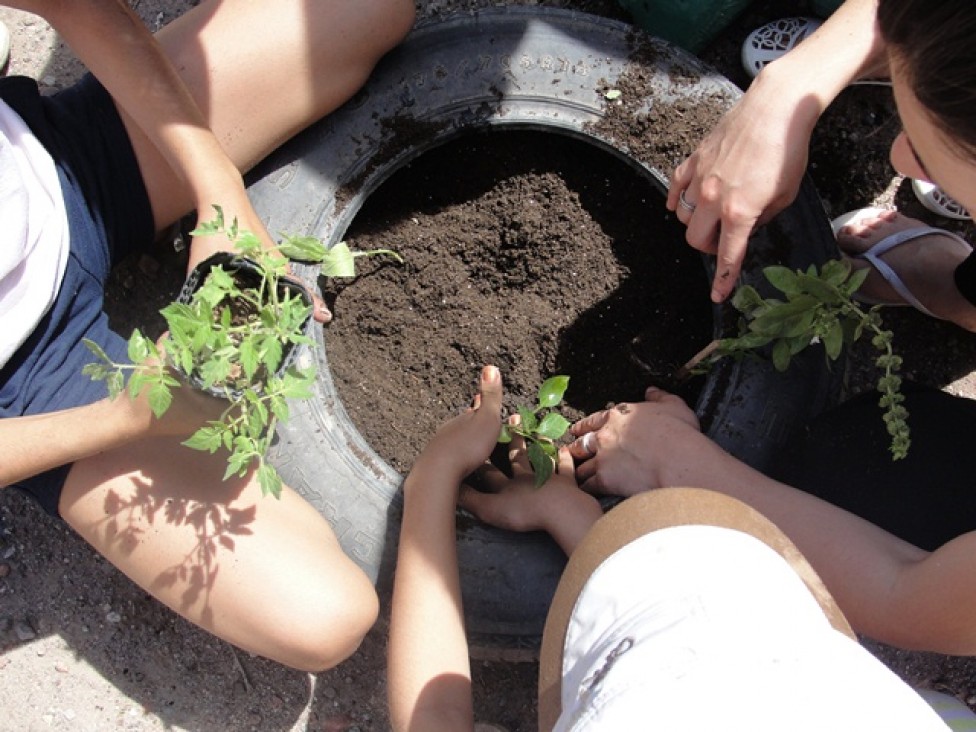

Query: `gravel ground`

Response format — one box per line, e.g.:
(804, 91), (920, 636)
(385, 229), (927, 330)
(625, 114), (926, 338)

(3, 1), (976, 731)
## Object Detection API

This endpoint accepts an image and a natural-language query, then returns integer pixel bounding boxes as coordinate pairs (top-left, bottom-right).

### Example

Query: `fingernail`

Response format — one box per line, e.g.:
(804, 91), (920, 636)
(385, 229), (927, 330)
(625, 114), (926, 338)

(484, 365), (500, 382)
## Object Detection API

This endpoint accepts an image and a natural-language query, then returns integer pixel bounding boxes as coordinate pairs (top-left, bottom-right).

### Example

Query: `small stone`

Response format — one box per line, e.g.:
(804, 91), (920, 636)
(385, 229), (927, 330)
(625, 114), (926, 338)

(105, 611), (122, 624)
(0, 563), (9, 577)
(14, 620), (36, 641)
(322, 686), (338, 699)
(2, 545), (14, 560)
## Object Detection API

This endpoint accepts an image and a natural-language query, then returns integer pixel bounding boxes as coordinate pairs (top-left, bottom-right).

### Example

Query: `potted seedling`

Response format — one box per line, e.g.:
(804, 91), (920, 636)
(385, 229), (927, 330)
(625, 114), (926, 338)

(497, 375), (572, 487)
(83, 205), (403, 498)
(682, 259), (910, 460)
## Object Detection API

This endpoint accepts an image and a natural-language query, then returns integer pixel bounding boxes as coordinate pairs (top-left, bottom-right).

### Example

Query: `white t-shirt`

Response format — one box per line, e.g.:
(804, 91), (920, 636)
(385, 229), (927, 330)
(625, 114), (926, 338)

(0, 98), (69, 368)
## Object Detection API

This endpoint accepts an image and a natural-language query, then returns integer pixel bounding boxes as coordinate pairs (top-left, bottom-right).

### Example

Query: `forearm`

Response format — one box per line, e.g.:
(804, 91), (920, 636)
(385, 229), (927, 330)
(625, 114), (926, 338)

(543, 490), (604, 556)
(0, 397), (149, 487)
(754, 0), (885, 119)
(388, 463), (474, 732)
(656, 438), (933, 646)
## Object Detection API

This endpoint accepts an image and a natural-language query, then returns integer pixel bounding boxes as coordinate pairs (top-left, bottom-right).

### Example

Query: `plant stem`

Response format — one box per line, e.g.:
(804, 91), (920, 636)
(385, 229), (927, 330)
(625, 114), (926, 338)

(674, 339), (721, 382)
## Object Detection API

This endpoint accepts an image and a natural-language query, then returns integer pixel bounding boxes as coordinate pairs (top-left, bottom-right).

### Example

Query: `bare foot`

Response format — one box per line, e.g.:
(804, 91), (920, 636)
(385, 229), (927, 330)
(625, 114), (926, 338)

(835, 209), (976, 331)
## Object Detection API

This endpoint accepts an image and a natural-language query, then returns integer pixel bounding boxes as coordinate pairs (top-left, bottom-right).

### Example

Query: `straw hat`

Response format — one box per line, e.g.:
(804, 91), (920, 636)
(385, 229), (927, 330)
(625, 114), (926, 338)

(537, 487), (948, 731)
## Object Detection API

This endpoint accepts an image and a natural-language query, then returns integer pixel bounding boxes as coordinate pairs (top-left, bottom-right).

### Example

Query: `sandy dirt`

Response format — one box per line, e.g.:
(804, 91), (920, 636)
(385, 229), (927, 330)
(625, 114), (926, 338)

(3, 1), (976, 731)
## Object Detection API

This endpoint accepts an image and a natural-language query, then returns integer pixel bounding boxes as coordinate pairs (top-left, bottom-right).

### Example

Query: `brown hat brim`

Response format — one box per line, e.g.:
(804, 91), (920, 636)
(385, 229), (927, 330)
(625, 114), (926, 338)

(537, 486), (853, 731)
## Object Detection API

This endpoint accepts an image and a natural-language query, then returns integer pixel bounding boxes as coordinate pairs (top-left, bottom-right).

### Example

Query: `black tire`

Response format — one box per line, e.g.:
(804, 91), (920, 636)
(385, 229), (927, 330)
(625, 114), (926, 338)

(248, 7), (840, 648)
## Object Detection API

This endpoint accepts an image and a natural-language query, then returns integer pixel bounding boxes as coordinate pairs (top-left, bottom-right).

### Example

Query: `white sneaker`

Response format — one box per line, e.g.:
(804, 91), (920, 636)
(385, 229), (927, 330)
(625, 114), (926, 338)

(912, 179), (971, 221)
(741, 17), (890, 86)
(741, 17), (822, 78)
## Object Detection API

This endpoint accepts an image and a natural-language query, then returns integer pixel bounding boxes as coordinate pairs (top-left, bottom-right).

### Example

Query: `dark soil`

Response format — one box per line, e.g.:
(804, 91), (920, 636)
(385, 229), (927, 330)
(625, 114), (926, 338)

(324, 129), (712, 474)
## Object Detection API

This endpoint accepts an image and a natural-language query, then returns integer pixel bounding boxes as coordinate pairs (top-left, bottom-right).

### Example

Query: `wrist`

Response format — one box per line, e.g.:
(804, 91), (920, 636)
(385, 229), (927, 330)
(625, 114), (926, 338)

(403, 456), (466, 500)
(544, 490), (603, 555)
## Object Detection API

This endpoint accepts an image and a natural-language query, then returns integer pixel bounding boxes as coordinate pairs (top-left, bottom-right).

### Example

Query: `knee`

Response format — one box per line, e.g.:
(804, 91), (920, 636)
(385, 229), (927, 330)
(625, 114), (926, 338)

(273, 570), (380, 672)
(359, 0), (416, 55)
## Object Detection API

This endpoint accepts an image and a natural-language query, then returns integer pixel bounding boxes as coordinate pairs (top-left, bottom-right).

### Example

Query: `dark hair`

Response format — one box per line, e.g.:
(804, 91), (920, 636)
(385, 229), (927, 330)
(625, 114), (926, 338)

(878, 0), (976, 161)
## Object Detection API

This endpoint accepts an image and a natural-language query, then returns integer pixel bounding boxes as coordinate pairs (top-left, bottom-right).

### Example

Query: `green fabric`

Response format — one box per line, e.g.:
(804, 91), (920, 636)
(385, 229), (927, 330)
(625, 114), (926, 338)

(615, 0), (753, 52)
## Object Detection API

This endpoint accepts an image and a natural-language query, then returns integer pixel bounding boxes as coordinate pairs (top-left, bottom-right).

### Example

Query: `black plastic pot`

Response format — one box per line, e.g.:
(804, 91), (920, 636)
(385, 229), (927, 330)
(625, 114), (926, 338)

(175, 252), (313, 400)
(246, 7), (841, 654)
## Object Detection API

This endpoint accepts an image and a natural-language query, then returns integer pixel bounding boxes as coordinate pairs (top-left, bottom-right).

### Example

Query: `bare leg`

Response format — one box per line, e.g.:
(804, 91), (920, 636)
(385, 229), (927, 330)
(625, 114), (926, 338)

(123, 0), (415, 231)
(59, 438), (379, 671)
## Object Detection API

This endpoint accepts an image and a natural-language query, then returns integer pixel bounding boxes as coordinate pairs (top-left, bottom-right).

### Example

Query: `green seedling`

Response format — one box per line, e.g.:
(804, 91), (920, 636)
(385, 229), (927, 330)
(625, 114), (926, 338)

(83, 205), (402, 498)
(498, 375), (572, 487)
(688, 259), (909, 460)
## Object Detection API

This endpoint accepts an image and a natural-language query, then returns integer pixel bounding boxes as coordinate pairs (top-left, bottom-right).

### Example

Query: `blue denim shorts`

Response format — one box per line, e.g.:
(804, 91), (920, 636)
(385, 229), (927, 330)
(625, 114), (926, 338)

(0, 75), (155, 516)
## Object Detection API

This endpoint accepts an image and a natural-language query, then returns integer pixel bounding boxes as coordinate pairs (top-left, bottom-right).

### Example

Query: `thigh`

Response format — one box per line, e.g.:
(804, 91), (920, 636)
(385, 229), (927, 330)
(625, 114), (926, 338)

(128, 0), (415, 230)
(59, 437), (378, 671)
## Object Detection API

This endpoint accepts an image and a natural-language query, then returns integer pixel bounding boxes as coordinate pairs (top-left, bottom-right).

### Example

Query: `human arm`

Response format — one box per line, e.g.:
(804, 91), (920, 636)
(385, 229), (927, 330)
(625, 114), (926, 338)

(459, 423), (603, 556)
(388, 365), (504, 732)
(666, 0), (886, 303)
(0, 376), (224, 488)
(569, 386), (976, 655)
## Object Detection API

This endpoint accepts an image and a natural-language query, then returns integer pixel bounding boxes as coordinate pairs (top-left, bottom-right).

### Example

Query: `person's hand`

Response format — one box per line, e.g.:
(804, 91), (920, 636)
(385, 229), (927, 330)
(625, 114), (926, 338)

(188, 191), (333, 323)
(665, 75), (819, 303)
(460, 422), (602, 554)
(411, 365), (504, 484)
(567, 386), (703, 496)
(129, 336), (228, 439)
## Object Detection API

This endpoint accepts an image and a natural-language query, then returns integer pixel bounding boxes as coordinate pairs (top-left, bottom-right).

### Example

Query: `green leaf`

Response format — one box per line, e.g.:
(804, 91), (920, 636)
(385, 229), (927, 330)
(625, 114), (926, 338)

(536, 412), (571, 441)
(527, 441), (554, 488)
(190, 205), (225, 236)
(184, 425), (225, 453)
(258, 462), (283, 498)
(730, 285), (764, 313)
(796, 272), (843, 304)
(280, 369), (314, 400)
(127, 330), (153, 364)
(786, 333), (812, 356)
(278, 234), (329, 263)
(81, 362), (110, 381)
(235, 231), (264, 257)
(497, 424), (512, 444)
(199, 357), (233, 388)
(269, 394), (291, 422)
(842, 267), (870, 297)
(239, 339), (259, 380)
(763, 266), (801, 295)
(772, 339), (791, 371)
(823, 320), (844, 360)
(517, 405), (538, 433)
(147, 380), (174, 418)
(107, 371), (125, 399)
(820, 259), (851, 286)
(82, 338), (113, 365)
(261, 337), (284, 376)
(750, 296), (818, 337)
(537, 375), (570, 408)
(320, 242), (358, 278)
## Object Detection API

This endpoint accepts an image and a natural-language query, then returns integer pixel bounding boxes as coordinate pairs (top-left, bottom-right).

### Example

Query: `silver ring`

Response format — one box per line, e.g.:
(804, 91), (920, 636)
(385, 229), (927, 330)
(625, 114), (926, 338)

(678, 189), (697, 212)
(580, 432), (597, 457)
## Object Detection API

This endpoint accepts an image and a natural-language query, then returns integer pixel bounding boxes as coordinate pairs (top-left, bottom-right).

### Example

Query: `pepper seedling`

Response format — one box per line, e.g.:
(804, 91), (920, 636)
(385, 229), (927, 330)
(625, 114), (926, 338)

(83, 206), (403, 498)
(497, 375), (572, 487)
